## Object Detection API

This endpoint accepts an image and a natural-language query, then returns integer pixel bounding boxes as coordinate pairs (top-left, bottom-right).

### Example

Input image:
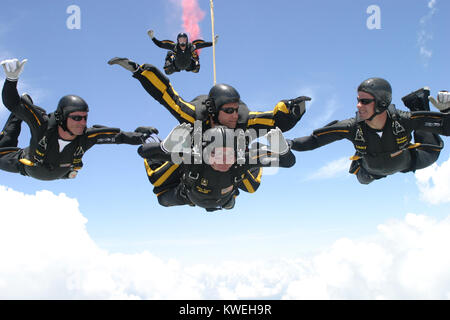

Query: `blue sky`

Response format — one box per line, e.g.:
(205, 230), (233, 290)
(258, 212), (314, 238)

(1, 0), (450, 299)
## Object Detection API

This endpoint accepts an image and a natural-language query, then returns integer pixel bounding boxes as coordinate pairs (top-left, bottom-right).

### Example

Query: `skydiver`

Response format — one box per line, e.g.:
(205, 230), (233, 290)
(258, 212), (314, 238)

(147, 30), (218, 75)
(138, 123), (295, 212)
(107, 57), (310, 201)
(288, 78), (450, 184)
(0, 58), (158, 180)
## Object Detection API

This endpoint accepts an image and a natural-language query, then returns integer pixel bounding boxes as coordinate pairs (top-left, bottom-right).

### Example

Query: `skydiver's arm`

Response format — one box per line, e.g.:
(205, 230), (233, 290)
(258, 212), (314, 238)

(137, 142), (173, 162)
(132, 63), (197, 124)
(85, 126), (148, 149)
(237, 167), (262, 194)
(151, 37), (176, 51)
(2, 79), (47, 137)
(192, 40), (213, 49)
(246, 97), (309, 133)
(289, 119), (354, 151)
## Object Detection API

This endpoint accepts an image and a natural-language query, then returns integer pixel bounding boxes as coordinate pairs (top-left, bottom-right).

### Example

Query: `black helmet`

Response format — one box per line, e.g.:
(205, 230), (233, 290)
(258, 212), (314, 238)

(205, 84), (240, 121)
(177, 32), (188, 44)
(55, 95), (89, 130)
(357, 77), (392, 114)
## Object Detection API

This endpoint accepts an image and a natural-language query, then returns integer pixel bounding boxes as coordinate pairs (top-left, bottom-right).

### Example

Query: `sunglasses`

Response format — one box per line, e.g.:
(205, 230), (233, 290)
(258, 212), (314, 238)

(220, 107), (239, 114)
(357, 98), (375, 105)
(68, 115), (88, 121)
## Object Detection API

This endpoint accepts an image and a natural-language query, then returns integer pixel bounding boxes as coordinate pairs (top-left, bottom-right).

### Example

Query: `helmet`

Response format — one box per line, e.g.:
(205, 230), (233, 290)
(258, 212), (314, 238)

(205, 84), (240, 121)
(55, 95), (89, 130)
(177, 32), (188, 44)
(357, 77), (392, 114)
(204, 125), (236, 149)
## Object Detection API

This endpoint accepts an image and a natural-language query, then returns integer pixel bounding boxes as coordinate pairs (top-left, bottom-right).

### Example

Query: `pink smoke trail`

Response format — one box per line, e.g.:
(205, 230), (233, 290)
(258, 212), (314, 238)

(181, 0), (206, 51)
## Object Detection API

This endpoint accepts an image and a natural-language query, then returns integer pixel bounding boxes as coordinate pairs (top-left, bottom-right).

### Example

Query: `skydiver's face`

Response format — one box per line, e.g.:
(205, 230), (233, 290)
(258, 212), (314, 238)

(209, 147), (235, 172)
(178, 37), (188, 48)
(66, 111), (88, 136)
(357, 91), (376, 120)
(218, 102), (239, 129)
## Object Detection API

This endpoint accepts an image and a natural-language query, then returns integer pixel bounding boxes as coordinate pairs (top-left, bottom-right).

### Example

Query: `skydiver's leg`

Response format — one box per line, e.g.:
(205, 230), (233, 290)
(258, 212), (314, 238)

(408, 131), (443, 171)
(0, 113), (22, 148)
(156, 183), (192, 207)
(0, 148), (23, 174)
(222, 194), (236, 210)
(143, 159), (189, 207)
(349, 158), (385, 185)
(164, 52), (178, 75)
(186, 56), (200, 73)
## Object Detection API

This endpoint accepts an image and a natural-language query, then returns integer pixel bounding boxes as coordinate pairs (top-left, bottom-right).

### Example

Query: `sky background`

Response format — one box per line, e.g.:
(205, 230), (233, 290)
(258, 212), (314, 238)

(1, 0), (450, 299)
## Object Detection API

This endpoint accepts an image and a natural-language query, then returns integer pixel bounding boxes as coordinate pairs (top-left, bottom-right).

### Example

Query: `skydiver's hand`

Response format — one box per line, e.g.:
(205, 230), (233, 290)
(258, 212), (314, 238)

(147, 29), (155, 39)
(1, 58), (27, 81)
(161, 123), (193, 153)
(135, 126), (159, 142)
(214, 35), (219, 45)
(283, 96), (311, 118)
(429, 91), (450, 112)
(265, 127), (289, 155)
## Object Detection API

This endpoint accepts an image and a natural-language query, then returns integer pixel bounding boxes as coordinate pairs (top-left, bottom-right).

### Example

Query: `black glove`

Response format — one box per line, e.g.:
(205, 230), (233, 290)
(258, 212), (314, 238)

(134, 126), (159, 142)
(283, 96), (311, 118)
(135, 126), (159, 135)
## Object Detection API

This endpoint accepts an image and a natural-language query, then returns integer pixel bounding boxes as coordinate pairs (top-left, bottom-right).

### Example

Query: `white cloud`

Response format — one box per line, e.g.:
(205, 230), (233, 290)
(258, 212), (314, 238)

(417, 0), (437, 66)
(305, 157), (349, 180)
(1, 185), (450, 299)
(415, 155), (450, 204)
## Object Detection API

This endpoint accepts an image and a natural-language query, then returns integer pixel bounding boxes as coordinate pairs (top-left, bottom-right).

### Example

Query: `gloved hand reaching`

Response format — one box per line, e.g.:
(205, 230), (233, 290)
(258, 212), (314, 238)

(135, 126), (159, 142)
(1, 58), (27, 81)
(264, 127), (289, 155)
(282, 96), (311, 118)
(161, 123), (193, 153)
(429, 91), (450, 112)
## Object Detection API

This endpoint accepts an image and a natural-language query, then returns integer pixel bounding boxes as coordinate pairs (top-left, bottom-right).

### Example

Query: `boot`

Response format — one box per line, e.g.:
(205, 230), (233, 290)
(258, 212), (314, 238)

(402, 87), (430, 112)
(107, 57), (139, 73)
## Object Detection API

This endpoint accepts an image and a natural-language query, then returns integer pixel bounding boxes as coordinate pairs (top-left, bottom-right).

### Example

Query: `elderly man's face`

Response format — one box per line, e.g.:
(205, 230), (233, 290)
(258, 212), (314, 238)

(209, 147), (235, 172)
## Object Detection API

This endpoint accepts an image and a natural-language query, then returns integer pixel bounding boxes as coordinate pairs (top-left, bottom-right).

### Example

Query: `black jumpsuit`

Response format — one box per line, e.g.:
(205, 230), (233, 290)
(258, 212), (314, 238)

(289, 105), (450, 184)
(151, 37), (213, 74)
(0, 80), (148, 180)
(131, 63), (305, 198)
(138, 141), (296, 211)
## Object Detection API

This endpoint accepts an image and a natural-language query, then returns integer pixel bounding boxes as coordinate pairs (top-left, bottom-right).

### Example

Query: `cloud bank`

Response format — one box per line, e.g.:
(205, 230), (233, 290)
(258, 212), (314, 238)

(1, 185), (450, 299)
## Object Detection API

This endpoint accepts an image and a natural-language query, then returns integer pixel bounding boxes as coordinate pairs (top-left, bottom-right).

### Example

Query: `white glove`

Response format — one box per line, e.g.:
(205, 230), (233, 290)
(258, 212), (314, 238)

(1, 58), (27, 81)
(429, 91), (450, 112)
(147, 29), (155, 39)
(214, 35), (219, 45)
(265, 127), (289, 155)
(161, 123), (192, 153)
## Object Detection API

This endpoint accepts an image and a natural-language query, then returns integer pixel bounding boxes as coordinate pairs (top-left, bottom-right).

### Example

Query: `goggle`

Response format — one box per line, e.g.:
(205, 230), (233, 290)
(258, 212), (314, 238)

(357, 98), (375, 105)
(68, 115), (88, 121)
(220, 107), (239, 114)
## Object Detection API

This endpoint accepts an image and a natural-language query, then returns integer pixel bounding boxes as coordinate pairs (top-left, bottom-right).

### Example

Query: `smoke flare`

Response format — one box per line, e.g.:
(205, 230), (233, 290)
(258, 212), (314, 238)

(181, 0), (206, 41)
